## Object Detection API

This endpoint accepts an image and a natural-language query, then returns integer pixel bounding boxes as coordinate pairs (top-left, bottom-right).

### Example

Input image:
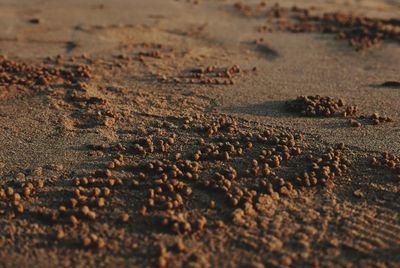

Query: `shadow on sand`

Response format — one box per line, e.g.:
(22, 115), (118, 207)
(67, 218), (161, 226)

(223, 100), (292, 118)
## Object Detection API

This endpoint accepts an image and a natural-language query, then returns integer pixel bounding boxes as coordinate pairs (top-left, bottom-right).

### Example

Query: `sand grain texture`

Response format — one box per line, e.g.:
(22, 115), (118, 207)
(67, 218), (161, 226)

(0, 0), (399, 267)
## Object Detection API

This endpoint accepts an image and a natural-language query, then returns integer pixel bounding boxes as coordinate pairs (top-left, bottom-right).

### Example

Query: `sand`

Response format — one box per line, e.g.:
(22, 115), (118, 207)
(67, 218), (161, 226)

(0, 0), (399, 267)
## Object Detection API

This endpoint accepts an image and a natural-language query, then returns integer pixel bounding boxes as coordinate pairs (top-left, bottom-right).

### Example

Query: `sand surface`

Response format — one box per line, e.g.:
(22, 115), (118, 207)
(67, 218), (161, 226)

(0, 0), (399, 267)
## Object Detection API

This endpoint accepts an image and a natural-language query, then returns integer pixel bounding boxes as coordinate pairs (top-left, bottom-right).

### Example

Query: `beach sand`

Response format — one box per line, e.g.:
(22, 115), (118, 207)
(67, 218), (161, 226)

(0, 0), (399, 267)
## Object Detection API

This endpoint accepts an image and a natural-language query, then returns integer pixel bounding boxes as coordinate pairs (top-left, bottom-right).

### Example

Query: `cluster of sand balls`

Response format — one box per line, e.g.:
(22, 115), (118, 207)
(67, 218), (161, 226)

(0, 113), (353, 256)
(348, 112), (393, 128)
(159, 65), (242, 85)
(93, 115), (310, 233)
(301, 12), (400, 50)
(238, 2), (400, 50)
(0, 55), (91, 88)
(0, 173), (45, 217)
(134, 116), (340, 212)
(294, 144), (350, 189)
(115, 115), (353, 234)
(285, 95), (356, 117)
(356, 113), (393, 125)
(371, 152), (400, 181)
(286, 96), (394, 128)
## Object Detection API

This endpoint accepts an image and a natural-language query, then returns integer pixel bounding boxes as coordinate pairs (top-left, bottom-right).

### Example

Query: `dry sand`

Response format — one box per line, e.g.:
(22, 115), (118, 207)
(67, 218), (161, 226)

(0, 0), (399, 267)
